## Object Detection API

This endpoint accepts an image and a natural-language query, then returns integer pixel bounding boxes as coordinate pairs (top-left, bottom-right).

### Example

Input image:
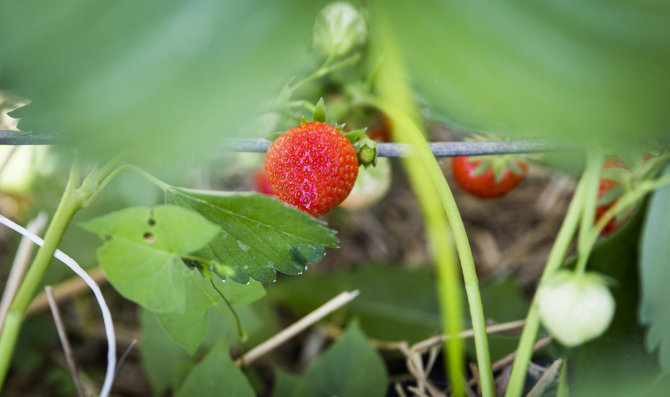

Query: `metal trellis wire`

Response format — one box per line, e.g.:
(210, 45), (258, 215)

(0, 130), (569, 157)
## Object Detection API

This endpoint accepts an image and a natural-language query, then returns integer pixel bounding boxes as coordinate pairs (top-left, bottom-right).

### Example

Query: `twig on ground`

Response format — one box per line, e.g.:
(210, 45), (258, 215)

(27, 267), (107, 316)
(491, 336), (551, 374)
(0, 212), (48, 331)
(469, 362), (482, 396)
(115, 339), (138, 375)
(46, 286), (87, 397)
(238, 290), (360, 366)
(527, 358), (563, 397)
(469, 336), (553, 390)
(394, 382), (408, 397)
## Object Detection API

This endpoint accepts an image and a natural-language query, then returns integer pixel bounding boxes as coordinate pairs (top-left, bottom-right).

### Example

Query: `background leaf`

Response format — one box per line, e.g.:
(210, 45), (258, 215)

(268, 265), (528, 351)
(140, 309), (193, 396)
(175, 340), (255, 397)
(640, 166), (670, 371)
(294, 321), (388, 397)
(164, 188), (338, 283)
(271, 369), (301, 397)
(0, 0), (321, 163)
(82, 205), (219, 313)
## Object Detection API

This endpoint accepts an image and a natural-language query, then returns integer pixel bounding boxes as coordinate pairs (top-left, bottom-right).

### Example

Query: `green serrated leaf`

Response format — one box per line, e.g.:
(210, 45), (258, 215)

(164, 188), (338, 284)
(82, 205), (219, 313)
(640, 166), (670, 371)
(313, 97), (326, 122)
(295, 321), (387, 397)
(175, 340), (254, 397)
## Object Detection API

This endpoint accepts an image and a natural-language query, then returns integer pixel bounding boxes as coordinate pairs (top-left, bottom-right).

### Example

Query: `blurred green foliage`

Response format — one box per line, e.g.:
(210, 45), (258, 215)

(370, 1), (670, 150)
(0, 0), (322, 162)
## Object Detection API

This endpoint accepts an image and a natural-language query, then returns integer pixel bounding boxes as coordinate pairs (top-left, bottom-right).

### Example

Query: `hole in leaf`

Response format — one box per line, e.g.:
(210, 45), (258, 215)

(143, 232), (156, 243)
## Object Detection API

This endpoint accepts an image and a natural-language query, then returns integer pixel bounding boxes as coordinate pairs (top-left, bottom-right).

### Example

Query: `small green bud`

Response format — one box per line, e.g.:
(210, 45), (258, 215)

(313, 2), (367, 57)
(354, 137), (377, 168)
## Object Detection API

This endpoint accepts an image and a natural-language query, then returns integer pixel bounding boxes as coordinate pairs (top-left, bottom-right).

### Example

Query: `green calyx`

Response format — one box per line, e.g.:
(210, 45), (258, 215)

(468, 154), (526, 184)
(465, 134), (531, 183)
(354, 137), (377, 168)
(312, 97), (327, 122)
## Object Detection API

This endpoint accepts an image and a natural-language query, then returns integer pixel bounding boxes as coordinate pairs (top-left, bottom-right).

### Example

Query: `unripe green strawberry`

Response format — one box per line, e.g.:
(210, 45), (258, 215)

(265, 121), (358, 217)
(537, 270), (615, 347)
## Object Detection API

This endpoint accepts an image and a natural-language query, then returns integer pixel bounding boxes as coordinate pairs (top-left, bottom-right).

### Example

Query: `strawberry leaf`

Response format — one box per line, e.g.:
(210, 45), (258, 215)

(155, 267), (265, 354)
(640, 166), (670, 372)
(81, 205), (219, 313)
(164, 187), (338, 284)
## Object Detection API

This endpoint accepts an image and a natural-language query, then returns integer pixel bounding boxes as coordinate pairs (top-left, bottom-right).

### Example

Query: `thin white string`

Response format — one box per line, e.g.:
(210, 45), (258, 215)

(0, 214), (116, 397)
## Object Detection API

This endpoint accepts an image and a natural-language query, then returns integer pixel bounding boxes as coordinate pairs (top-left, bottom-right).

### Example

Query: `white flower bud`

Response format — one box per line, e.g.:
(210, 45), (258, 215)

(313, 2), (367, 57)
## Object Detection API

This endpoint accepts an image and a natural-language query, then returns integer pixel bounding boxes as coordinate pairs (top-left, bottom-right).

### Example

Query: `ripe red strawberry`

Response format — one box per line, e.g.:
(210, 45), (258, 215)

(596, 157), (628, 235)
(452, 155), (528, 199)
(265, 121), (358, 216)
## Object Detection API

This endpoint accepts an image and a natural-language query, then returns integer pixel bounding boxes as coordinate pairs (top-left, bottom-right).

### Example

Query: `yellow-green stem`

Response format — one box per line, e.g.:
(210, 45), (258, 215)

(575, 152), (603, 275)
(0, 156), (85, 391)
(372, 37), (493, 394)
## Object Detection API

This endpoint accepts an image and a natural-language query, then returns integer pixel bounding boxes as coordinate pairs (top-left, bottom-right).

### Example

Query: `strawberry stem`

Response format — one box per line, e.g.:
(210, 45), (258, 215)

(371, 35), (494, 396)
(505, 167), (590, 397)
(575, 151), (604, 275)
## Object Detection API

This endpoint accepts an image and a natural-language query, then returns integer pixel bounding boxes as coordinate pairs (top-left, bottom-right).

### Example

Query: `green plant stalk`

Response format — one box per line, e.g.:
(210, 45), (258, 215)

(577, 152), (603, 257)
(0, 156), (86, 391)
(371, 46), (493, 396)
(504, 171), (590, 397)
(390, 109), (466, 396)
